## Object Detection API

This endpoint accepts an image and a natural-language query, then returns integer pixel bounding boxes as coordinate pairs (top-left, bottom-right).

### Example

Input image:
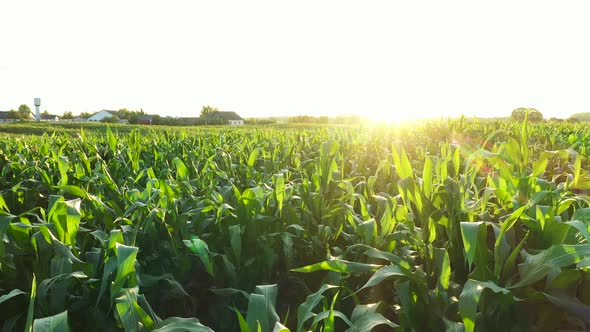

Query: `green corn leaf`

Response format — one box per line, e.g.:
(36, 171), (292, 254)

(115, 288), (141, 332)
(542, 292), (590, 325)
(434, 247), (451, 291)
(460, 222), (484, 269)
(564, 220), (590, 242)
(273, 174), (285, 215)
(248, 148), (260, 168)
(272, 322), (290, 332)
(173, 157), (190, 181)
(324, 290), (338, 332)
(292, 258), (381, 274)
(512, 244), (590, 288)
(97, 257), (118, 305)
(253, 284), (280, 331)
(210, 288), (250, 299)
(310, 291), (351, 331)
(32, 310), (70, 332)
(443, 318), (465, 332)
(234, 307), (251, 332)
(229, 224), (242, 263)
(112, 244), (139, 299)
(0, 289), (26, 305)
(422, 156), (433, 198)
(183, 236), (214, 276)
(52, 185), (88, 199)
(25, 274), (37, 332)
(345, 303), (398, 332)
(345, 312), (398, 332)
(106, 125), (117, 152)
(459, 280), (515, 332)
(57, 155), (69, 186)
(357, 265), (407, 293)
(391, 144), (413, 179)
(572, 208), (590, 223)
(296, 284), (338, 332)
(0, 194), (9, 212)
(310, 310), (352, 329)
(140, 273), (190, 298)
(246, 294), (269, 332)
(501, 232), (529, 281)
(153, 317), (214, 332)
(494, 205), (528, 276)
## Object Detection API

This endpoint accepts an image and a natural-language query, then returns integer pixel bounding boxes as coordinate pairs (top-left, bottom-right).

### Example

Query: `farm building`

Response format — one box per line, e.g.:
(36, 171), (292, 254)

(137, 115), (154, 125)
(40, 113), (60, 122)
(0, 111), (18, 122)
(87, 110), (117, 122)
(202, 111), (244, 125)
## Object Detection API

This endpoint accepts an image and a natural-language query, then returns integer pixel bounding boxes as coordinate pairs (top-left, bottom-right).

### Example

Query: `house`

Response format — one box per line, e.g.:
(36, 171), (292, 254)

(0, 111), (18, 122)
(87, 110), (116, 122)
(40, 114), (59, 122)
(202, 111), (244, 125)
(137, 115), (154, 125)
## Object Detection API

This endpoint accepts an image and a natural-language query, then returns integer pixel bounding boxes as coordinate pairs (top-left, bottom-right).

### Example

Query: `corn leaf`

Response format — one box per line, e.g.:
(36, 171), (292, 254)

(32, 310), (70, 332)
(292, 258), (381, 274)
(459, 280), (514, 332)
(512, 243), (590, 288)
(153, 317), (214, 332)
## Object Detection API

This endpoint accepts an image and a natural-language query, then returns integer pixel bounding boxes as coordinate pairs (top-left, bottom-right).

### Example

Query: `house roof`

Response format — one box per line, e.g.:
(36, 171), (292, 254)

(41, 114), (59, 120)
(204, 111), (243, 121)
(0, 111), (9, 120)
(87, 110), (116, 121)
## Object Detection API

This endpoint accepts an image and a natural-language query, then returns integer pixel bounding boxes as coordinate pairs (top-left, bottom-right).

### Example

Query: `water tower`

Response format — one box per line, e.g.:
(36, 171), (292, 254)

(34, 98), (41, 122)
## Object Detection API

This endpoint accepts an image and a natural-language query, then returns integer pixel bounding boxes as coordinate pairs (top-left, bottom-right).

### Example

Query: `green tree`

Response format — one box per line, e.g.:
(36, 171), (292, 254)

(79, 112), (92, 118)
(511, 107), (543, 122)
(62, 111), (74, 120)
(128, 113), (139, 124)
(117, 108), (130, 119)
(18, 104), (32, 119)
(567, 117), (580, 123)
(101, 115), (119, 123)
(200, 105), (219, 117)
(7, 109), (20, 119)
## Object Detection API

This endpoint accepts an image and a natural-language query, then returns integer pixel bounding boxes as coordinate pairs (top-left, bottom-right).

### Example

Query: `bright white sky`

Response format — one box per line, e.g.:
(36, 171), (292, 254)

(1, 1), (589, 121)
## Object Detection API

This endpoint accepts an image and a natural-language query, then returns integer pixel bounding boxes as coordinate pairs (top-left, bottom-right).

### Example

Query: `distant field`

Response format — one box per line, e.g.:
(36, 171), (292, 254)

(0, 121), (366, 137)
(1, 119), (590, 331)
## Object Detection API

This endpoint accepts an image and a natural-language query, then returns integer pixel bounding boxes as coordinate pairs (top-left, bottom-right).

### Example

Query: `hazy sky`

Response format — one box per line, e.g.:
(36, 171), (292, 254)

(1, 1), (589, 121)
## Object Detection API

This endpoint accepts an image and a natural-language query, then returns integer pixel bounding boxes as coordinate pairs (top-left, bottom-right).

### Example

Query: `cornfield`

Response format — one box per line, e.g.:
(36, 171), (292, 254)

(2, 119), (590, 331)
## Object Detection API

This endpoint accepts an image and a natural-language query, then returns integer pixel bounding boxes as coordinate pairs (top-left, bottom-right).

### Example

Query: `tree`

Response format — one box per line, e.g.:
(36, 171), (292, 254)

(101, 115), (119, 123)
(511, 107), (543, 122)
(7, 109), (20, 119)
(62, 111), (74, 120)
(128, 113), (139, 124)
(79, 112), (92, 118)
(18, 104), (32, 119)
(200, 105), (219, 117)
(118, 108), (130, 119)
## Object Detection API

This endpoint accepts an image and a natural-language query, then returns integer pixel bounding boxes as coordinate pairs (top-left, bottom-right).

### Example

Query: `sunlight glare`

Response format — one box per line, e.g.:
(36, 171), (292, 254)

(364, 108), (431, 126)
